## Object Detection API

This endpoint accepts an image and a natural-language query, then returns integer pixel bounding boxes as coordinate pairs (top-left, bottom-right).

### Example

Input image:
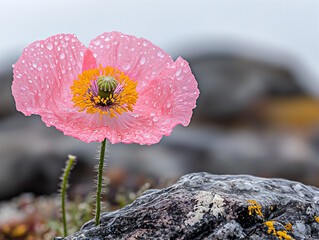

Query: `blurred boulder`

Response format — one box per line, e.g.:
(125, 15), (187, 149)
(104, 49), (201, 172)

(188, 54), (310, 123)
(0, 72), (16, 118)
(0, 114), (96, 200)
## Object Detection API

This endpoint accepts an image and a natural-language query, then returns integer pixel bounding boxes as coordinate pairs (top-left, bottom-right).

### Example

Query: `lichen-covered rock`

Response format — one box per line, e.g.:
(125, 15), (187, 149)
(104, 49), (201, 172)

(55, 172), (319, 240)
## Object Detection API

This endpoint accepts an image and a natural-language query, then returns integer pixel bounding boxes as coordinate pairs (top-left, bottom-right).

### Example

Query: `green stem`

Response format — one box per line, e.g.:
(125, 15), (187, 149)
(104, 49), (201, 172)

(95, 138), (107, 226)
(61, 154), (76, 237)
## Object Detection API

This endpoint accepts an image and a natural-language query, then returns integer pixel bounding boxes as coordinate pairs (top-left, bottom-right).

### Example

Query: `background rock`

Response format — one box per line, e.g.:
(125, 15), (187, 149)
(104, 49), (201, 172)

(56, 172), (319, 240)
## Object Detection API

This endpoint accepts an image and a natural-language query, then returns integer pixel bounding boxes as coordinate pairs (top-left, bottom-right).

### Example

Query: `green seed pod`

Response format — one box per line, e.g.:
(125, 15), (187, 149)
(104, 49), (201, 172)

(97, 76), (118, 100)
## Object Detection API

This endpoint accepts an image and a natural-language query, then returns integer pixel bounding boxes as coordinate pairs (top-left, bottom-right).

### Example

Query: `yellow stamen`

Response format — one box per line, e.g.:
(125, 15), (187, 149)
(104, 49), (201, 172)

(70, 64), (139, 119)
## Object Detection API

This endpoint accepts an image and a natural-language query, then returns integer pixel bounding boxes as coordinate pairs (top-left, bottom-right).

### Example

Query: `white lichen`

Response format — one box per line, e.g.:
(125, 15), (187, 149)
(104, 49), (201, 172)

(185, 191), (225, 226)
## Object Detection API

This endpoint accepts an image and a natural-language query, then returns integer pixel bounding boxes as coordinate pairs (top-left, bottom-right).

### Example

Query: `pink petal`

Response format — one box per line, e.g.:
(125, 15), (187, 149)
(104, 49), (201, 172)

(88, 32), (173, 91)
(82, 49), (97, 71)
(12, 34), (87, 118)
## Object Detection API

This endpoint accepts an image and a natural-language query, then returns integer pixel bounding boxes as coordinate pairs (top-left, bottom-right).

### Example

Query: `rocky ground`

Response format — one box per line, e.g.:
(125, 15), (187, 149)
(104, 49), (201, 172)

(56, 172), (319, 240)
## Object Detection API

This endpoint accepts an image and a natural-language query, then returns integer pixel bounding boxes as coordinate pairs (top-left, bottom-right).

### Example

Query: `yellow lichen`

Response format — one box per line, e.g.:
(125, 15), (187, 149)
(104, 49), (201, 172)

(284, 223), (294, 232)
(248, 200), (294, 240)
(247, 200), (264, 218)
(277, 230), (294, 240)
(263, 221), (294, 240)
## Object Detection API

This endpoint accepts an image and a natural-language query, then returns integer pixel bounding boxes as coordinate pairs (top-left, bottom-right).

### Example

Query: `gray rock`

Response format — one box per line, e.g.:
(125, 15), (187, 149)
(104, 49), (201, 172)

(55, 172), (319, 240)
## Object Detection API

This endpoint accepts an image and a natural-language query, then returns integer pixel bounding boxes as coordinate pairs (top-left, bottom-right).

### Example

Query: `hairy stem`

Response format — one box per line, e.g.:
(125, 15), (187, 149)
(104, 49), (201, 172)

(61, 154), (76, 237)
(95, 138), (107, 226)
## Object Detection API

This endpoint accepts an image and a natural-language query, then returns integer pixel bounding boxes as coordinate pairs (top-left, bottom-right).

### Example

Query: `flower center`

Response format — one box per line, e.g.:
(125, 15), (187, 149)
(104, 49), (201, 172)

(70, 64), (138, 119)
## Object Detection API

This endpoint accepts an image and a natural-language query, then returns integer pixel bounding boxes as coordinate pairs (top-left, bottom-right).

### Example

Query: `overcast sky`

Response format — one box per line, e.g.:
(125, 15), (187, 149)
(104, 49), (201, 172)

(1, 0), (318, 91)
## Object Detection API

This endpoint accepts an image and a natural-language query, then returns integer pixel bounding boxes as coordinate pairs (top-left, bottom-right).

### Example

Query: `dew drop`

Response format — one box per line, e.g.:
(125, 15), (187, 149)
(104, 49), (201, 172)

(65, 36), (70, 41)
(80, 51), (84, 57)
(167, 103), (171, 108)
(157, 51), (164, 58)
(60, 53), (65, 59)
(46, 84), (49, 89)
(22, 60), (25, 63)
(93, 53), (97, 58)
(47, 43), (53, 50)
(36, 42), (40, 47)
(140, 56), (146, 65)
(94, 40), (101, 46)
(176, 69), (182, 76)
(32, 63), (37, 68)
(143, 41), (148, 47)
(150, 113), (155, 117)
(61, 69), (66, 74)
(123, 63), (130, 70)
(28, 80), (32, 83)
(183, 86), (188, 90)
(153, 117), (158, 122)
(37, 67), (42, 71)
(104, 37), (110, 41)
(12, 64), (15, 68)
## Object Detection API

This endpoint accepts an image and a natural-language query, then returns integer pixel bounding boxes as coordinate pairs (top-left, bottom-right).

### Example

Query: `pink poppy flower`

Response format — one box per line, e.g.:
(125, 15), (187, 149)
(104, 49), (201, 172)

(12, 32), (199, 144)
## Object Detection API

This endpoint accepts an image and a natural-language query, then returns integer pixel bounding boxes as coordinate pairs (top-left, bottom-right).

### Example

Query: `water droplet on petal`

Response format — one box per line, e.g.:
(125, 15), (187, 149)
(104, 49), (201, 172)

(46, 84), (50, 89)
(32, 63), (37, 68)
(94, 40), (101, 46)
(153, 117), (158, 122)
(123, 63), (130, 70)
(140, 56), (146, 65)
(47, 43), (53, 50)
(60, 53), (65, 59)
(176, 69), (182, 76)
(157, 51), (164, 58)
